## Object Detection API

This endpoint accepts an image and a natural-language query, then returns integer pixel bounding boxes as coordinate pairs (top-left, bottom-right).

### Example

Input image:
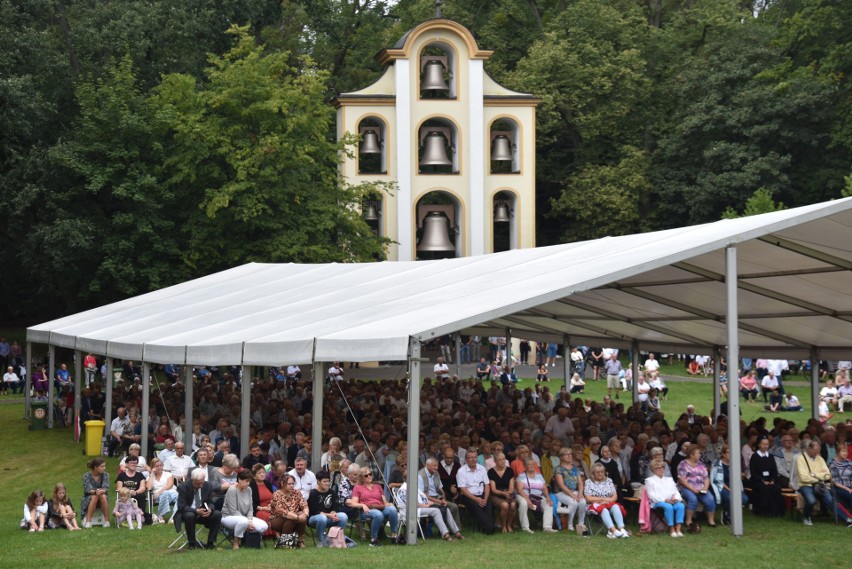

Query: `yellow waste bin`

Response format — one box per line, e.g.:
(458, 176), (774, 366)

(85, 420), (106, 457)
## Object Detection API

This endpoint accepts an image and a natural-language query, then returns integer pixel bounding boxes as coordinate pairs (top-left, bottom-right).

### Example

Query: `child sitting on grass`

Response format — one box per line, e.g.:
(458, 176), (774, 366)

(113, 487), (143, 530)
(22, 489), (47, 532)
(49, 483), (80, 530)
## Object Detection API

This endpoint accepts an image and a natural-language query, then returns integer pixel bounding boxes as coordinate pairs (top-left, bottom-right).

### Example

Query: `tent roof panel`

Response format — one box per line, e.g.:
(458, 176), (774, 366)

(28, 198), (852, 364)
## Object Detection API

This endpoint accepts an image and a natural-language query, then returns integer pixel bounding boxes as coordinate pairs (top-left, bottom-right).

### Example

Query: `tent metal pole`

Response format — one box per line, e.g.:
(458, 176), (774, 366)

(454, 333), (462, 378)
(713, 347), (722, 420)
(104, 359), (113, 439)
(48, 344), (55, 429)
(141, 362), (151, 459)
(74, 349), (82, 438)
(405, 337), (422, 545)
(183, 365), (193, 441)
(563, 335), (570, 393)
(505, 328), (512, 369)
(25, 341), (32, 419)
(810, 347), (820, 422)
(312, 360), (324, 471)
(241, 362), (250, 459)
(631, 340), (639, 404)
(726, 246), (743, 537)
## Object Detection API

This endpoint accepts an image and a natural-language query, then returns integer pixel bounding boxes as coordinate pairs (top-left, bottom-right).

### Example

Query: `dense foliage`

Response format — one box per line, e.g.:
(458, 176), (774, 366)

(1, 0), (849, 319)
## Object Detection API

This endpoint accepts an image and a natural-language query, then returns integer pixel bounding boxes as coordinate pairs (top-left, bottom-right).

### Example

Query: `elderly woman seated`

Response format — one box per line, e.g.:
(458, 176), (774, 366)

(516, 458), (557, 534)
(352, 466), (399, 546)
(645, 458), (684, 537)
(584, 463), (629, 538)
(677, 443), (717, 531)
(210, 454), (240, 510)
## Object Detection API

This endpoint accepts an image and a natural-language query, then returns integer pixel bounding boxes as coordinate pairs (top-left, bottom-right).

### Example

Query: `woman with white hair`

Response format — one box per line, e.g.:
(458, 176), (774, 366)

(210, 454), (240, 510)
(320, 437), (346, 473)
(584, 463), (629, 539)
(570, 373), (585, 394)
(119, 443), (149, 477)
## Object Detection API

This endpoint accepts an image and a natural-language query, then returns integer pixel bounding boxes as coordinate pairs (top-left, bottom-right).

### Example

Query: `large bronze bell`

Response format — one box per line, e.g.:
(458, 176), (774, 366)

(494, 201), (511, 222)
(491, 134), (513, 161)
(360, 129), (381, 154)
(420, 130), (453, 167)
(417, 212), (455, 252)
(421, 59), (449, 93)
(363, 201), (379, 221)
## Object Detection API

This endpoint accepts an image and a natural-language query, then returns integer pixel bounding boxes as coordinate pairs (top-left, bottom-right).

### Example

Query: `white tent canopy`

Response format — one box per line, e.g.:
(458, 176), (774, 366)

(26, 196), (852, 541)
(28, 197), (852, 363)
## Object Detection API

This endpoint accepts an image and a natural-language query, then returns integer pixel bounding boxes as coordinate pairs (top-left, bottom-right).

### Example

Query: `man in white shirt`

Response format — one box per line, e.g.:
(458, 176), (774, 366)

(766, 359), (789, 395)
(158, 438), (177, 464)
(820, 380), (839, 407)
(288, 457), (317, 500)
(286, 365), (302, 381)
(455, 451), (495, 534)
(327, 363), (345, 382)
(643, 353), (661, 375)
(761, 371), (780, 402)
(3, 366), (21, 395)
(433, 357), (450, 380)
(164, 442), (195, 483)
(109, 407), (132, 457)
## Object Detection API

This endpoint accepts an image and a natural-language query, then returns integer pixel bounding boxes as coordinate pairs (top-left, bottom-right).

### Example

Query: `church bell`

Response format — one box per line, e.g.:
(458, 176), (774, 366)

(417, 212), (455, 252)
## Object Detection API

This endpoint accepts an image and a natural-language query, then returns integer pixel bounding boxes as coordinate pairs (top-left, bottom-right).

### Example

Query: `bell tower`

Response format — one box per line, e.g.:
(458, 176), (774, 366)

(335, 7), (539, 261)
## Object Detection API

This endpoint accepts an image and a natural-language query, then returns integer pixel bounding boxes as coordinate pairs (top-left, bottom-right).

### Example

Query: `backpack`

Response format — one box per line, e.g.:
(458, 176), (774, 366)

(325, 526), (346, 549)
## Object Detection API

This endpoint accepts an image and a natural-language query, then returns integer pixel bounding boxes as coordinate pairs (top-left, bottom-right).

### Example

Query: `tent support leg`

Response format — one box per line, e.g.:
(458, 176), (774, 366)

(405, 337), (422, 545)
(726, 246), (743, 537)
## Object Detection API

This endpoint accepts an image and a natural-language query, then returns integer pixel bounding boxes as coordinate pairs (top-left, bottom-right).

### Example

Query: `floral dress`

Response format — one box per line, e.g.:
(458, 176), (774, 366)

(269, 490), (307, 521)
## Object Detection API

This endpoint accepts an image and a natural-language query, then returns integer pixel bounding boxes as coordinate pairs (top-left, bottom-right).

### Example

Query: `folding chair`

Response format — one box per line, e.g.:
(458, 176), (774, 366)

(169, 518), (209, 550)
(344, 507), (366, 541)
(584, 508), (607, 536)
(391, 487), (427, 540)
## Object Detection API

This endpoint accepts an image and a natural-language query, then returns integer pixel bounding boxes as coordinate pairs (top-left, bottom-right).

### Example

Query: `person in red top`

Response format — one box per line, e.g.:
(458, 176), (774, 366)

(351, 467), (399, 546)
(83, 353), (98, 386)
(510, 445), (540, 477)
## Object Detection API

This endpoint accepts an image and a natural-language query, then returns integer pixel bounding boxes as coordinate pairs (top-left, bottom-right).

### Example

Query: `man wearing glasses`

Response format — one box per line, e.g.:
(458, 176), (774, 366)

(456, 451), (495, 534)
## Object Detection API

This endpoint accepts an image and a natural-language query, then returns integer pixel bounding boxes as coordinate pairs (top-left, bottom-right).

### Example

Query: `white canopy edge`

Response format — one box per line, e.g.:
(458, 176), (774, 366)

(28, 197), (852, 364)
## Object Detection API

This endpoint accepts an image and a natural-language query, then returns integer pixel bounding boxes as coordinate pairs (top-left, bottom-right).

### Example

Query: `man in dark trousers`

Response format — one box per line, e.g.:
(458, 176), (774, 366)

(176, 469), (222, 549)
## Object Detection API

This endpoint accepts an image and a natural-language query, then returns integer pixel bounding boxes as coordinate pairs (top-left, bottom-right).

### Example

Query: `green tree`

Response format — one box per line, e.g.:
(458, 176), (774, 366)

(48, 55), (186, 308)
(508, 0), (652, 244)
(155, 26), (389, 274)
(551, 147), (650, 241)
(721, 187), (786, 219)
(762, 0), (852, 202)
(647, 1), (835, 227)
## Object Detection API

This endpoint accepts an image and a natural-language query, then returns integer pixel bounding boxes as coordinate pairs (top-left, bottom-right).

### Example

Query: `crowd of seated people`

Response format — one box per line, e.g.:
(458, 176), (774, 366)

(20, 354), (852, 549)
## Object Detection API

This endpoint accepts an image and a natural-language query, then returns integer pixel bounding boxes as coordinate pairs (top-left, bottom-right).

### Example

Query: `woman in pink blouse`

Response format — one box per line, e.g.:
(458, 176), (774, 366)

(676, 444), (717, 532)
(351, 467), (399, 546)
(739, 370), (759, 402)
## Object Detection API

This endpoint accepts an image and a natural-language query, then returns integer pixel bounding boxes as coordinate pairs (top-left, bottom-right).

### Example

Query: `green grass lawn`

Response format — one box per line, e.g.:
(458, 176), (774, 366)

(1, 372), (844, 569)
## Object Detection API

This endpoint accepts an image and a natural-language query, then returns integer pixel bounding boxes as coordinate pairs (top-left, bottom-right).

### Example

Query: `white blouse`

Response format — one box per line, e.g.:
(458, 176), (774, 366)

(644, 474), (682, 504)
